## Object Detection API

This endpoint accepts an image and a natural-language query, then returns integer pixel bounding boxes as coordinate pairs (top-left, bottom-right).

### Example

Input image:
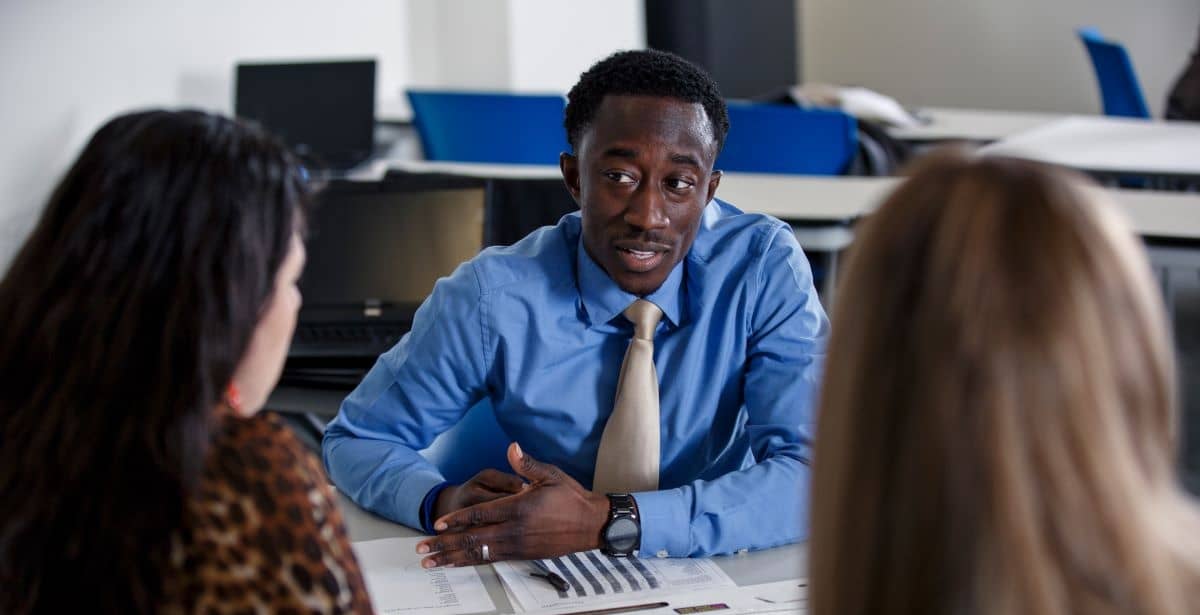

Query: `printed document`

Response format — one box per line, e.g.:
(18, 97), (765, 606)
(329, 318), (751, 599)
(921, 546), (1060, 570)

(353, 537), (495, 615)
(493, 549), (735, 612)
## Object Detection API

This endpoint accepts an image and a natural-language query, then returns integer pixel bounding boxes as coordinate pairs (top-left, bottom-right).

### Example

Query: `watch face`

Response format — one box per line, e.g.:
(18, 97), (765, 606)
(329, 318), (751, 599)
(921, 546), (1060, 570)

(605, 517), (640, 553)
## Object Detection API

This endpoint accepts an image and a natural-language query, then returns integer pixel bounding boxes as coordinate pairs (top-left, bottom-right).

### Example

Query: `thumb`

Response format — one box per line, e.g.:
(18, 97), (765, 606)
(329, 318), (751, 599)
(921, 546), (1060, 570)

(507, 441), (561, 484)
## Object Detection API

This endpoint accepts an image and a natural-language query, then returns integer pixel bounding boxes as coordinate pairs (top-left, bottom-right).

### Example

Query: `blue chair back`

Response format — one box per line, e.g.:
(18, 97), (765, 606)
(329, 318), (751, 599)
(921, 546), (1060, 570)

(717, 102), (858, 175)
(419, 399), (512, 483)
(1077, 28), (1150, 118)
(407, 90), (570, 164)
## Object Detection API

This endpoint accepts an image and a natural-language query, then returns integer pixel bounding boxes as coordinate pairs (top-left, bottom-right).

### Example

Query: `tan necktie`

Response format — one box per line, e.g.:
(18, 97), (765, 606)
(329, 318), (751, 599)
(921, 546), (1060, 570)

(593, 299), (663, 494)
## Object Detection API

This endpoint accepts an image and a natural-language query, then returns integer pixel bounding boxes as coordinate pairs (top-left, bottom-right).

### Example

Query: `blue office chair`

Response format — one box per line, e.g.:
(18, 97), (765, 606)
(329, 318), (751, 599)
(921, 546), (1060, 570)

(716, 102), (858, 175)
(1077, 28), (1151, 118)
(407, 90), (570, 165)
(419, 399), (512, 483)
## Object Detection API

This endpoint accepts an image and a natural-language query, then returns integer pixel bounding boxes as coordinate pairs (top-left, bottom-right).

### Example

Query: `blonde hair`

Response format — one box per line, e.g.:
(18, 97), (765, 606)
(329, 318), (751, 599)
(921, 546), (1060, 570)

(809, 152), (1200, 615)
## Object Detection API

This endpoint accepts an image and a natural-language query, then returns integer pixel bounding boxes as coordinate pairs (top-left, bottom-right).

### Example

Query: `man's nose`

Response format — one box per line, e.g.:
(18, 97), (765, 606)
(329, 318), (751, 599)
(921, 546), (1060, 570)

(623, 183), (669, 231)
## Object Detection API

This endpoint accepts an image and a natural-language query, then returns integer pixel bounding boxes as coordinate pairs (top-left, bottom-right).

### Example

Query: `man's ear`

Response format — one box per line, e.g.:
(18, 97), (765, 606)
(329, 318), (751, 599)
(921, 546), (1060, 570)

(706, 169), (722, 203)
(560, 152), (582, 205)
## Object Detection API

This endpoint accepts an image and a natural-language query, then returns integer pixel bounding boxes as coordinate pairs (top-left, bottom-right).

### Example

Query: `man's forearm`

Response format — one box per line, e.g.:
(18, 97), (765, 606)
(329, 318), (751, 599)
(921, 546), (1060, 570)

(323, 426), (446, 529)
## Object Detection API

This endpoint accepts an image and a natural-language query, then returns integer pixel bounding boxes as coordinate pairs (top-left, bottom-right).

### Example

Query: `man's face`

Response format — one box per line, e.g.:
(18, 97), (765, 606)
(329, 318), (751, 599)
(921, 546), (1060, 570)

(561, 95), (722, 297)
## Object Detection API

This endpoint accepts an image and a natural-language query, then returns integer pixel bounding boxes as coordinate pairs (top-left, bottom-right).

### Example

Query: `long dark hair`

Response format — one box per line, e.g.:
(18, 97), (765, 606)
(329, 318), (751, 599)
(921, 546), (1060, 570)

(0, 110), (312, 612)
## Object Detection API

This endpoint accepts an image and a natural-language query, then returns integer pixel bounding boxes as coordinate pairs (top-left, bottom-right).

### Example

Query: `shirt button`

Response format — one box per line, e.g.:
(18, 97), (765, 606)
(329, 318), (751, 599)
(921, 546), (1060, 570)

(656, 550), (669, 558)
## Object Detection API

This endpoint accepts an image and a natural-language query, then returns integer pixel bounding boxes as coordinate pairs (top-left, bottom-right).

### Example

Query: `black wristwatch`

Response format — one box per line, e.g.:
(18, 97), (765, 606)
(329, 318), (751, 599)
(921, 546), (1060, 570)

(600, 493), (641, 557)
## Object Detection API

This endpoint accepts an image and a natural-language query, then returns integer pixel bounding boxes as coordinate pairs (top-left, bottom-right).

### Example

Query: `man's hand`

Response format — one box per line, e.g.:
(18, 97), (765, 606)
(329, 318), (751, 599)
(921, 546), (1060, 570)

(415, 442), (610, 567)
(433, 469), (526, 521)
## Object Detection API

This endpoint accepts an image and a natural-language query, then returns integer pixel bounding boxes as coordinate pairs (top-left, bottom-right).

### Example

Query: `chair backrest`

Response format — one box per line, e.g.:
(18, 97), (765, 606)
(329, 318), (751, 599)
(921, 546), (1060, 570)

(1077, 28), (1151, 118)
(407, 90), (570, 165)
(419, 399), (512, 483)
(717, 102), (858, 175)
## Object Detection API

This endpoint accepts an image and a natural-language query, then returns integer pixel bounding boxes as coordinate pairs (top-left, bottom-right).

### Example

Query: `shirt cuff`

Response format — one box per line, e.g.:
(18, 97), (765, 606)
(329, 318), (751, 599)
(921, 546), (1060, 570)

(388, 468), (447, 530)
(420, 481), (452, 534)
(632, 488), (690, 557)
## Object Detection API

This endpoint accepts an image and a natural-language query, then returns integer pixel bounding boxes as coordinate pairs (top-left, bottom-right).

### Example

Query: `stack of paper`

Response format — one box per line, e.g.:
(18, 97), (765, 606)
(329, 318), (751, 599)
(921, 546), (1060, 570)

(492, 549), (737, 612)
(353, 537), (496, 615)
(353, 537), (807, 614)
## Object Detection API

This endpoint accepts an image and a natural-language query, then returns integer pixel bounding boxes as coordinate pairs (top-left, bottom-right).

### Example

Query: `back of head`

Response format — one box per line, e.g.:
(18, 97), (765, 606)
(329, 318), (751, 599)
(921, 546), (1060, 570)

(564, 48), (730, 152)
(0, 109), (310, 612)
(809, 151), (1196, 615)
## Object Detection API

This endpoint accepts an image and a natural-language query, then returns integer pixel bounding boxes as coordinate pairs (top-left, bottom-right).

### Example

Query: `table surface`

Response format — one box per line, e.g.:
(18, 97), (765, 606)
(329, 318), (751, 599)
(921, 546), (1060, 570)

(372, 160), (1200, 241)
(339, 492), (807, 614)
(721, 174), (1200, 242)
(888, 106), (1070, 142)
(981, 115), (1200, 177)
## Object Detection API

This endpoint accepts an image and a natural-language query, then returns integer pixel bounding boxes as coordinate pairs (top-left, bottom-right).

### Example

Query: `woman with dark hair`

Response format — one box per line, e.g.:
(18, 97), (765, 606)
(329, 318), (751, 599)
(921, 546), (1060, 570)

(808, 152), (1200, 615)
(0, 110), (372, 613)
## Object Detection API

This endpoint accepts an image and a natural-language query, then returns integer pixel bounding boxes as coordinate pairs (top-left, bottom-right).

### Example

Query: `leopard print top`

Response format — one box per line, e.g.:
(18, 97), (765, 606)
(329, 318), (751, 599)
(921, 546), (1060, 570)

(159, 410), (374, 614)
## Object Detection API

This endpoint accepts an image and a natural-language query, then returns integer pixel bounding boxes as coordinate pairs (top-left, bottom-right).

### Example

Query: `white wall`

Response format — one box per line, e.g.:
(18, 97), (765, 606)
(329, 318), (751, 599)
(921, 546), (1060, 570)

(0, 0), (410, 269)
(0, 0), (645, 271)
(800, 0), (1200, 115)
(403, 0), (644, 94)
(404, 0), (512, 91)
(507, 0), (645, 92)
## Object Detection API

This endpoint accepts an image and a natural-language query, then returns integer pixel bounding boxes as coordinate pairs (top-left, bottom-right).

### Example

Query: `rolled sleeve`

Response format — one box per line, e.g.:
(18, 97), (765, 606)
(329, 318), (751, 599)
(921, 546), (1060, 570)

(321, 260), (491, 529)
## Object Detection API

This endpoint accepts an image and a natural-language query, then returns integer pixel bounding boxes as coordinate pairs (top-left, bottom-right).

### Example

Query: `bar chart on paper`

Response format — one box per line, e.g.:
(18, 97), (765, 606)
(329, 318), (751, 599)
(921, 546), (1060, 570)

(494, 550), (736, 611)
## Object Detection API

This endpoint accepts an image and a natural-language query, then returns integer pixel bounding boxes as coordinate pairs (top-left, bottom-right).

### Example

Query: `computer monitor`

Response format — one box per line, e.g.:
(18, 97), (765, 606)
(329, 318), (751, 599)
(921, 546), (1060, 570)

(235, 59), (376, 171)
(301, 179), (485, 315)
(288, 179), (486, 365)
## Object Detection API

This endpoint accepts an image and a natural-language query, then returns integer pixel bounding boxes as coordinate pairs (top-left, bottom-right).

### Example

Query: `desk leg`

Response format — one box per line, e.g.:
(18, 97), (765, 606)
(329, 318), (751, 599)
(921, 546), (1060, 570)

(823, 249), (839, 311)
(1147, 245), (1200, 494)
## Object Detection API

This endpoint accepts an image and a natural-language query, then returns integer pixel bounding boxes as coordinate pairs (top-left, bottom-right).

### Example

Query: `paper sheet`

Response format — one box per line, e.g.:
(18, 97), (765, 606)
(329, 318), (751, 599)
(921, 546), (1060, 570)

(740, 579), (807, 613)
(353, 537), (496, 615)
(493, 549), (736, 612)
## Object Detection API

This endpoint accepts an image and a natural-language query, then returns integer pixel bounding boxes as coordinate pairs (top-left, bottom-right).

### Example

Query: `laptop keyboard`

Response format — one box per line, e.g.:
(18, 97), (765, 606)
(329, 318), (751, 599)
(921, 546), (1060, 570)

(296, 323), (406, 346)
(290, 322), (410, 358)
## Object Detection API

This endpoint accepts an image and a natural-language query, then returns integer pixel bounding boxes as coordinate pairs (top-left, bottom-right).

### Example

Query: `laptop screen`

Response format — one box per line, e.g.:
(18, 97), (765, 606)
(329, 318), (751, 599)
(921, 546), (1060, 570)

(235, 59), (376, 170)
(299, 181), (486, 317)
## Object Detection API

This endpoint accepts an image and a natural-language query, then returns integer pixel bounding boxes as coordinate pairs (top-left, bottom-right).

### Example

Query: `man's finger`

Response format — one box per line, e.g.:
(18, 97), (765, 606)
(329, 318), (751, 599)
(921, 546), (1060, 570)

(507, 441), (562, 484)
(473, 468), (526, 493)
(434, 494), (520, 531)
(416, 525), (514, 568)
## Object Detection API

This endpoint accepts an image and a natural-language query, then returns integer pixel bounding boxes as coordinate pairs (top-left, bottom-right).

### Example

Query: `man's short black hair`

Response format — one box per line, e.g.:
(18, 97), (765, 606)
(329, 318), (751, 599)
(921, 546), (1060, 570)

(564, 49), (729, 153)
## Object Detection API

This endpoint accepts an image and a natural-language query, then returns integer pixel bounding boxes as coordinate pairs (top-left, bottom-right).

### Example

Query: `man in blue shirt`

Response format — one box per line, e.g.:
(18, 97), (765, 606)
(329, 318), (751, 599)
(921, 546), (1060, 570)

(323, 50), (829, 566)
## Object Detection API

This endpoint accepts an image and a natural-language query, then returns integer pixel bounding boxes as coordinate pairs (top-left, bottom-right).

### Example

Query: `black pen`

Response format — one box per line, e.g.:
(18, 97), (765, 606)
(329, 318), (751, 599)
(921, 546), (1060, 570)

(528, 559), (569, 592)
(561, 601), (670, 615)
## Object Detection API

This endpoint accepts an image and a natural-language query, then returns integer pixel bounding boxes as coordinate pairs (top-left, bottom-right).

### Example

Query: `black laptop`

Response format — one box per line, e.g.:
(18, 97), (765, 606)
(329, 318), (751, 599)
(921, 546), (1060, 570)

(235, 59), (376, 172)
(284, 178), (486, 386)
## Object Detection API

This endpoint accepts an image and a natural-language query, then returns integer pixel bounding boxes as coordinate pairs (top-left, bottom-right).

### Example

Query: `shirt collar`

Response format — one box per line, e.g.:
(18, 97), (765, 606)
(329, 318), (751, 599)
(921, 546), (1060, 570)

(576, 239), (686, 330)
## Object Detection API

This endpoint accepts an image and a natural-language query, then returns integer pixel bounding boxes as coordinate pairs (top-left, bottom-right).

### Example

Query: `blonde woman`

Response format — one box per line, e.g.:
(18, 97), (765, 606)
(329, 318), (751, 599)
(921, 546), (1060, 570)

(809, 152), (1200, 615)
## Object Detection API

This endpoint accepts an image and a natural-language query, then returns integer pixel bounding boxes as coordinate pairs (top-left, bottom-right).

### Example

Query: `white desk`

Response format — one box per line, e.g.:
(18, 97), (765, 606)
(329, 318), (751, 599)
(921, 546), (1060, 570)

(981, 116), (1200, 181)
(379, 161), (863, 253)
(338, 492), (808, 615)
(372, 161), (1200, 283)
(718, 174), (1200, 243)
(387, 159), (563, 180)
(377, 160), (1200, 242)
(889, 107), (1069, 143)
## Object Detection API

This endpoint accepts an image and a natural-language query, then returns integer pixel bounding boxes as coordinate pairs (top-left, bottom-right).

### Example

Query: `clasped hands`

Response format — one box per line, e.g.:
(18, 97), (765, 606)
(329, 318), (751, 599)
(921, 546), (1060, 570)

(416, 442), (610, 568)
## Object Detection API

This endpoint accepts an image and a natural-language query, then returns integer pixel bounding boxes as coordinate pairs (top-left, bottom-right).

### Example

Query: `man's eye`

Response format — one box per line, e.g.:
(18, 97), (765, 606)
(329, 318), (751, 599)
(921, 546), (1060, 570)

(604, 171), (637, 184)
(666, 178), (694, 191)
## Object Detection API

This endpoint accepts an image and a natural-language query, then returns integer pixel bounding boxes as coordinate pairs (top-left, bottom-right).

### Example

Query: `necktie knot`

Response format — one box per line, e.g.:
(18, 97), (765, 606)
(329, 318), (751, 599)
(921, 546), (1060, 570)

(623, 299), (663, 341)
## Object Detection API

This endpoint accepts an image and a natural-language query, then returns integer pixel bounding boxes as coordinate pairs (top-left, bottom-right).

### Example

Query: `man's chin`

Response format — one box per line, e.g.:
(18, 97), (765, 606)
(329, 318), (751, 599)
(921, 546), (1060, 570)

(612, 269), (670, 297)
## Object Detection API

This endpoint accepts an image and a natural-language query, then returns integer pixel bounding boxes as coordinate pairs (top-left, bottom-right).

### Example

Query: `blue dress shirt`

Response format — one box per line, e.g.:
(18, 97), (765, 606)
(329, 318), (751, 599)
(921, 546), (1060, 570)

(322, 198), (829, 557)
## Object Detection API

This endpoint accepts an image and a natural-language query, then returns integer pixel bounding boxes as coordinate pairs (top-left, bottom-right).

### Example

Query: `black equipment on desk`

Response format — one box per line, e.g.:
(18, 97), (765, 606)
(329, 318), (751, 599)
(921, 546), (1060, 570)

(235, 59), (376, 171)
(285, 178), (486, 386)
